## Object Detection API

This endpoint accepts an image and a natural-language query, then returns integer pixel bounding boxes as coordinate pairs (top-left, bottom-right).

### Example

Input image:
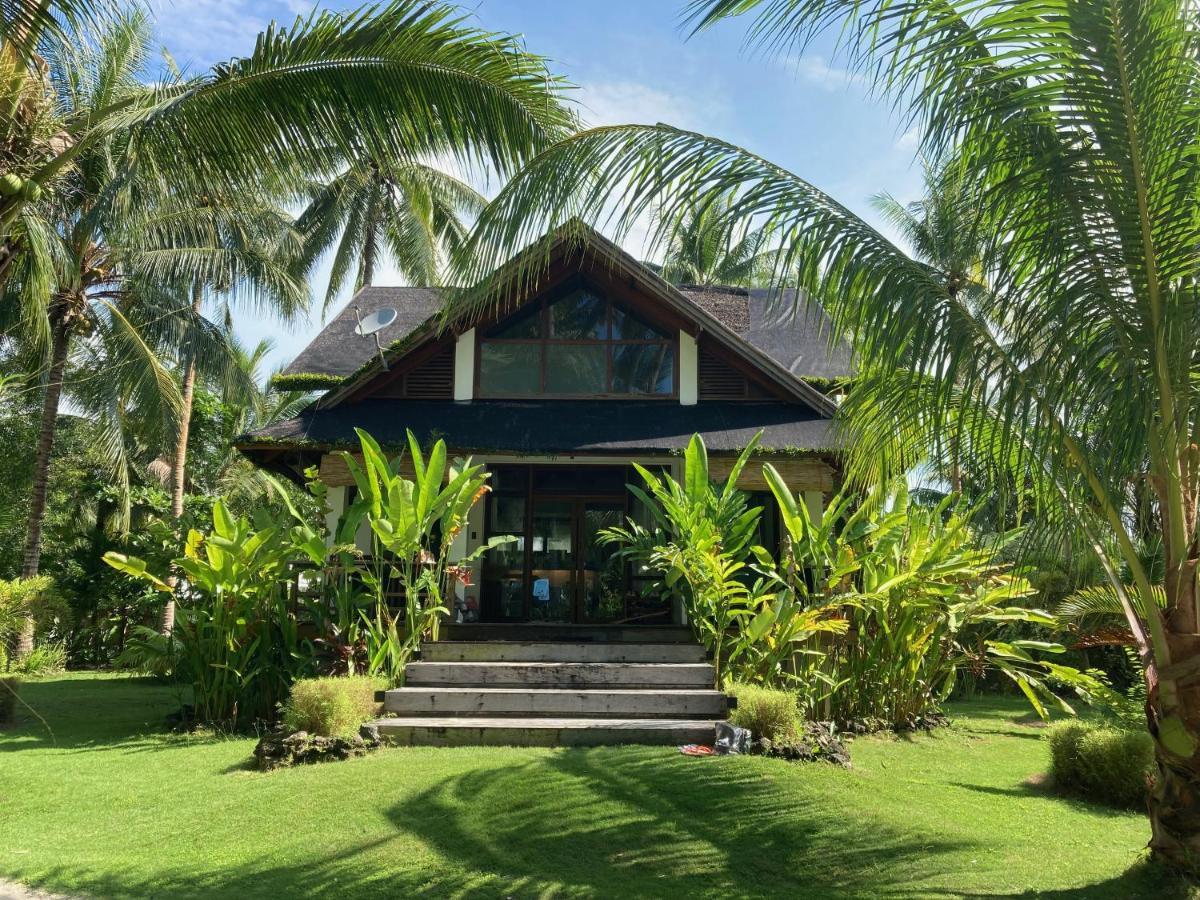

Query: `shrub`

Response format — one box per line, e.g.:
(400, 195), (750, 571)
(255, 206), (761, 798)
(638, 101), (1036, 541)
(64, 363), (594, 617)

(729, 682), (800, 742)
(282, 676), (385, 738)
(1047, 719), (1155, 808)
(0, 675), (20, 723)
(14, 643), (67, 676)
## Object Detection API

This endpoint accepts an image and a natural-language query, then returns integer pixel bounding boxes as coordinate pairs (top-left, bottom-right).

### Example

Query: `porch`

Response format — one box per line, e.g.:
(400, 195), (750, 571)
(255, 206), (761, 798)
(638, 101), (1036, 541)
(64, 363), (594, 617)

(318, 452), (831, 630)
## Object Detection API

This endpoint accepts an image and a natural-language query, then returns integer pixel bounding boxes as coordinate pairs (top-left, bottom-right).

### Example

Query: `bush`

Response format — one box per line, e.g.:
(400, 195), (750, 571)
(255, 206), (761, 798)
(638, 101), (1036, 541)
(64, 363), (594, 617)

(1047, 719), (1155, 808)
(13, 643), (67, 676)
(282, 676), (385, 738)
(0, 675), (20, 723)
(729, 682), (800, 742)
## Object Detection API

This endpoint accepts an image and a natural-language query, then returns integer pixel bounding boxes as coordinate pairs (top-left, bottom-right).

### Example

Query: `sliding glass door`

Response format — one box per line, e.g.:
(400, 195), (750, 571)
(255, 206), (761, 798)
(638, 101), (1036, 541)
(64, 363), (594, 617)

(480, 466), (667, 624)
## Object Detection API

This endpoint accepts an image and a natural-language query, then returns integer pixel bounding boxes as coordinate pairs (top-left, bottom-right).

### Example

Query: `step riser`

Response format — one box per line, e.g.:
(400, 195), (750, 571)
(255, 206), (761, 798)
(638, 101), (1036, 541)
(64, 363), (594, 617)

(422, 641), (707, 663)
(374, 721), (714, 747)
(406, 662), (714, 688)
(441, 625), (693, 643)
(384, 689), (727, 718)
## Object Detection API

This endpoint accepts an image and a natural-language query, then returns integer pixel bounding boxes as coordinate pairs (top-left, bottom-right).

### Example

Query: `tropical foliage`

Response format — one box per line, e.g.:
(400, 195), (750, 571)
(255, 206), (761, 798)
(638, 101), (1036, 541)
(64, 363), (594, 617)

(323, 427), (508, 681)
(652, 192), (778, 287)
(295, 161), (486, 310)
(102, 428), (503, 726)
(2, 0), (574, 665)
(604, 432), (1104, 728)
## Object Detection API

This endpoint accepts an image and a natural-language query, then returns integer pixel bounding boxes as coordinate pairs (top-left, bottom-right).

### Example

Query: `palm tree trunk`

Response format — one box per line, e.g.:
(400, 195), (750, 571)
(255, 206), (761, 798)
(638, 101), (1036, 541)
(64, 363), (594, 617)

(161, 282), (202, 634)
(17, 306), (71, 656)
(1146, 475), (1200, 870)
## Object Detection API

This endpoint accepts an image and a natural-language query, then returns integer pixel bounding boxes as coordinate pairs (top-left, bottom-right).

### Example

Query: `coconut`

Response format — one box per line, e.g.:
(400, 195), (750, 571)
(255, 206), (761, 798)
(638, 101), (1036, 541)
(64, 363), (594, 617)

(0, 174), (23, 197)
(19, 180), (42, 202)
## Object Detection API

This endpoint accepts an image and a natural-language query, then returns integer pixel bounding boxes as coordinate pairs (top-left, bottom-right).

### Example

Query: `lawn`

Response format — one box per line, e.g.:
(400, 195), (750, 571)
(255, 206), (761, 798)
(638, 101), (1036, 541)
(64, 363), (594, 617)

(0, 674), (1190, 899)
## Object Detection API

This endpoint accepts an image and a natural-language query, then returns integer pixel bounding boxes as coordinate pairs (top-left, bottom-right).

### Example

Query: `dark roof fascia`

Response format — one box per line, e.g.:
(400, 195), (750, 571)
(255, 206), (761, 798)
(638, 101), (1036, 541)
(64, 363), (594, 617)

(315, 223), (838, 418)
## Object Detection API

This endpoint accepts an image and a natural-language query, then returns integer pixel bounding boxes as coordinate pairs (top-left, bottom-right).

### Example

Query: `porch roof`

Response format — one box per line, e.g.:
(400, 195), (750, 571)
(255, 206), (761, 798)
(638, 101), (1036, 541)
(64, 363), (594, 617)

(241, 399), (839, 455)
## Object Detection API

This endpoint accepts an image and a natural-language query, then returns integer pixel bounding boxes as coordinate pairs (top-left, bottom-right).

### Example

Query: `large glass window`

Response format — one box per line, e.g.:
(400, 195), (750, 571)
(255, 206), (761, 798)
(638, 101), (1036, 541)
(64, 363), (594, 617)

(477, 281), (676, 398)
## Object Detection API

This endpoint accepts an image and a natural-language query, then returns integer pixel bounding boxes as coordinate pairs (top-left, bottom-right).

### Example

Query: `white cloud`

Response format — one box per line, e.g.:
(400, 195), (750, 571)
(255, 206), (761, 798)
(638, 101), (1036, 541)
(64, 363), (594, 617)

(786, 55), (868, 92)
(150, 0), (270, 66)
(578, 80), (725, 132)
(894, 127), (920, 152)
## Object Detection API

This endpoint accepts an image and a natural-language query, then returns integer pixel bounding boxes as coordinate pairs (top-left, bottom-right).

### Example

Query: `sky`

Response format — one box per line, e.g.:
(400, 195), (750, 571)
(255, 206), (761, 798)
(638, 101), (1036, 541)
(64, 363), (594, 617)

(147, 0), (922, 375)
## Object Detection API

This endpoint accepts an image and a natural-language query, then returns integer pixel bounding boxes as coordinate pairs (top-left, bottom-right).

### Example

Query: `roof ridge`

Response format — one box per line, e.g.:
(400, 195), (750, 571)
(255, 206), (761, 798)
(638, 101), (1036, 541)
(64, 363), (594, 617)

(675, 284), (751, 296)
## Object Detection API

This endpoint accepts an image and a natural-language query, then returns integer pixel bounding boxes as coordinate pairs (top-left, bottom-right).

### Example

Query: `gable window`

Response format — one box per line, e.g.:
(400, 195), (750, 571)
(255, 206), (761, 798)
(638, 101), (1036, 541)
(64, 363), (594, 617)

(477, 281), (676, 398)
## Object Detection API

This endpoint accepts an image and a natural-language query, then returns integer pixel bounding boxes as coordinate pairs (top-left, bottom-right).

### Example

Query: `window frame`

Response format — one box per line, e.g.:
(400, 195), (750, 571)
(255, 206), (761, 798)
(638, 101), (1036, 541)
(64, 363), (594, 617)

(474, 277), (680, 400)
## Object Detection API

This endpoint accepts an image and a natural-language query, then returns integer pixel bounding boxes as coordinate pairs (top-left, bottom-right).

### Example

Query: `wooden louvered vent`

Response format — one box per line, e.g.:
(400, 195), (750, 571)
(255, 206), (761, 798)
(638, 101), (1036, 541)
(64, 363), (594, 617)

(697, 345), (774, 400)
(403, 344), (454, 398)
(371, 343), (455, 400)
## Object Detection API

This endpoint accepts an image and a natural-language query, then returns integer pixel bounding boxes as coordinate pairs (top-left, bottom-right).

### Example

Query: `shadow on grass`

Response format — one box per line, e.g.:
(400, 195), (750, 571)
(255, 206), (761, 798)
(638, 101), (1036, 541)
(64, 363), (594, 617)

(384, 748), (973, 898)
(955, 859), (1193, 900)
(0, 674), (218, 755)
(9, 749), (972, 899)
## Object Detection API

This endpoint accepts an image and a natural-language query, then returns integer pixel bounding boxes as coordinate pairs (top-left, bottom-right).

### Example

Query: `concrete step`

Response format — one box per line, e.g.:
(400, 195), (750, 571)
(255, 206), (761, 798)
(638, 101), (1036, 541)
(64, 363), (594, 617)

(383, 686), (728, 718)
(406, 661), (714, 688)
(371, 716), (717, 747)
(422, 640), (708, 663)
(441, 624), (693, 643)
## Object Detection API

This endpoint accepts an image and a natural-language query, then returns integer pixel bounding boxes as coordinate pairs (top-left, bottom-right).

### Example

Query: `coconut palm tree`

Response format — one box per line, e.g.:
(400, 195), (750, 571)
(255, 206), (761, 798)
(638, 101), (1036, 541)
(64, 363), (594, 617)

(4, 0), (575, 648)
(6, 10), (311, 652)
(655, 193), (777, 287)
(448, 0), (1200, 868)
(0, 0), (575, 297)
(295, 161), (486, 312)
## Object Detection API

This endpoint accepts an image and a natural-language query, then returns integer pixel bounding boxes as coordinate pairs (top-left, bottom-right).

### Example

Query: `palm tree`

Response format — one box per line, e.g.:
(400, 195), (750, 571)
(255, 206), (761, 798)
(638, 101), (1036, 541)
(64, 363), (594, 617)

(655, 193), (777, 287)
(4, 0), (574, 648)
(869, 160), (992, 495)
(295, 161), (486, 311)
(199, 338), (315, 505)
(449, 0), (1200, 868)
(0, 0), (575, 297)
(136, 192), (308, 632)
(5, 11), (306, 652)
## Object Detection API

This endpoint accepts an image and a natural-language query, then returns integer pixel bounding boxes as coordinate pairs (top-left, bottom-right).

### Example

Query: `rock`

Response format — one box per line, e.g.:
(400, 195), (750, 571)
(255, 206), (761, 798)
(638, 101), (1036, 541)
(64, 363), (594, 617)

(751, 721), (852, 768)
(253, 725), (381, 771)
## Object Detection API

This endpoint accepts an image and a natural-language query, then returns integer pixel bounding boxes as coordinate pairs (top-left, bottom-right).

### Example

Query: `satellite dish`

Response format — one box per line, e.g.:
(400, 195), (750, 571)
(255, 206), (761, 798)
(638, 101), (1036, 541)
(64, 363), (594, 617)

(352, 306), (398, 371)
(355, 307), (397, 336)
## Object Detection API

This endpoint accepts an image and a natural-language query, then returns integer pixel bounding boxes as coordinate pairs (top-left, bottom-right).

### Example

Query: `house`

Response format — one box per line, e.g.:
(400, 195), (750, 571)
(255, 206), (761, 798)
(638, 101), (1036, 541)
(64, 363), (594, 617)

(237, 223), (852, 744)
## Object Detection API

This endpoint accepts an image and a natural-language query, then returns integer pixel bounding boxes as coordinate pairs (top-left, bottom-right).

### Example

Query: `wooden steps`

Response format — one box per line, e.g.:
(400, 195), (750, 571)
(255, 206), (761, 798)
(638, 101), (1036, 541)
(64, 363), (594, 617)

(371, 635), (726, 747)
(374, 717), (716, 748)
(423, 640), (708, 663)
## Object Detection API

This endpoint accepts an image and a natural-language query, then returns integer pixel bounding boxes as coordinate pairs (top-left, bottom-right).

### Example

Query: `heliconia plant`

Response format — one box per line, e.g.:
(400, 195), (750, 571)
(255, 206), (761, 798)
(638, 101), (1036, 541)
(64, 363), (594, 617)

(101, 428), (513, 724)
(104, 499), (310, 727)
(338, 428), (512, 681)
(763, 469), (1109, 726)
(602, 432), (846, 688)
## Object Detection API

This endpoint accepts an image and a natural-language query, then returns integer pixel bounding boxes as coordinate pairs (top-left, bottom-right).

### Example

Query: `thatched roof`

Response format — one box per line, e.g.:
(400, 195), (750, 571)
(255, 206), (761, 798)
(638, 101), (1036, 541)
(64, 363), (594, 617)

(281, 286), (440, 378)
(283, 282), (853, 384)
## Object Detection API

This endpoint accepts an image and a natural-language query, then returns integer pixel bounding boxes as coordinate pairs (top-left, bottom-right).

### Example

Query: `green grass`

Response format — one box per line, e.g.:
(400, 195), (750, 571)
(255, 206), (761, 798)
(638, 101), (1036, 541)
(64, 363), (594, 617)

(0, 674), (1190, 899)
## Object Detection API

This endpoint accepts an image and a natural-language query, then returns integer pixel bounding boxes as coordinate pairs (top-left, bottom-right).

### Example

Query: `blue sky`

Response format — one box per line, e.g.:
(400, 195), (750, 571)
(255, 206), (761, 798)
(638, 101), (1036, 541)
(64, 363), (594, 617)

(149, 0), (921, 374)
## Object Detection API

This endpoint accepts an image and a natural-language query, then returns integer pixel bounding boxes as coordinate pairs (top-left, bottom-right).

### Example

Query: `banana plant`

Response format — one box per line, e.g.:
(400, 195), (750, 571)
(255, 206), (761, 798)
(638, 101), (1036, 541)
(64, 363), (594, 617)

(764, 470), (1108, 725)
(104, 498), (311, 727)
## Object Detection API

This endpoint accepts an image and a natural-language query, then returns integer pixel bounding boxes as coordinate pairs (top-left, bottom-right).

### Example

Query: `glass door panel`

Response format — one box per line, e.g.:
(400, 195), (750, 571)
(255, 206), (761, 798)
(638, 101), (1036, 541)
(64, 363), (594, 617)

(482, 493), (526, 621)
(580, 502), (627, 622)
(530, 499), (575, 622)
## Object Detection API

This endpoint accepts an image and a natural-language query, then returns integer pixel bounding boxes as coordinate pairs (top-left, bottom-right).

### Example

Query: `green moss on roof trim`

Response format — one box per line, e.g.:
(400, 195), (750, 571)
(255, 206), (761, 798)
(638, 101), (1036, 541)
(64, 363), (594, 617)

(801, 375), (856, 393)
(270, 373), (345, 391)
(335, 319), (442, 388)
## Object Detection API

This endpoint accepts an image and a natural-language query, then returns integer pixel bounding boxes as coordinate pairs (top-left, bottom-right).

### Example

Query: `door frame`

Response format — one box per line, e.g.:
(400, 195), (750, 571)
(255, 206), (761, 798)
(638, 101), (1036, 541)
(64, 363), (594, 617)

(483, 464), (630, 624)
